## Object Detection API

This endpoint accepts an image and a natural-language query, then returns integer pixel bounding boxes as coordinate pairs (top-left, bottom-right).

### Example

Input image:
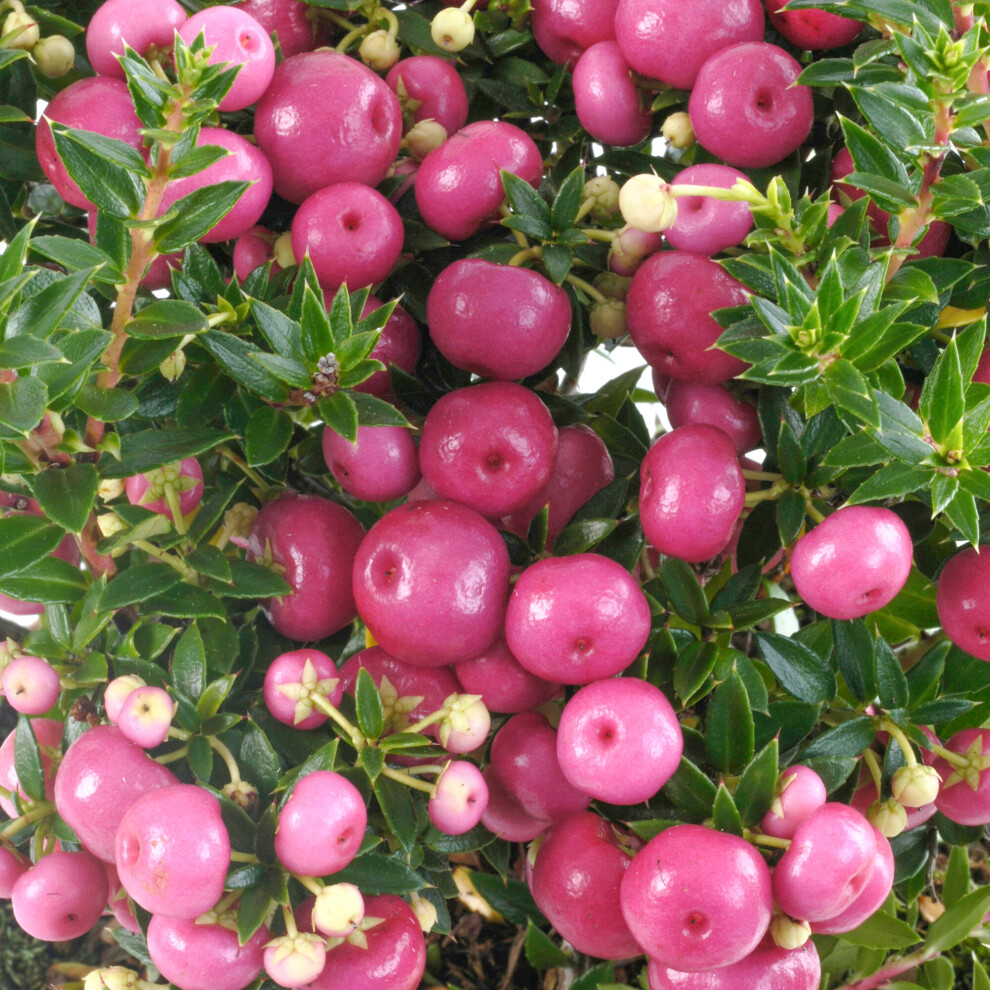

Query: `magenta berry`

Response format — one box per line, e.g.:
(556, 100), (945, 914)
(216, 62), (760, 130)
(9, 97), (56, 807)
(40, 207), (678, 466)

(86, 0), (187, 79)
(12, 851), (108, 941)
(419, 382), (558, 517)
(428, 761), (489, 834)
(760, 765), (828, 840)
(427, 259), (571, 381)
(573, 41), (651, 147)
(322, 424), (421, 503)
(0, 846), (28, 898)
(556, 678), (683, 804)
(765, 0), (864, 49)
(480, 765), (549, 842)
(665, 164), (755, 256)
(233, 0), (324, 59)
(640, 424), (745, 563)
(620, 823), (773, 971)
(274, 771), (367, 877)
(115, 783), (230, 918)
(932, 729), (990, 826)
(1, 656), (60, 715)
(664, 381), (761, 455)
(790, 506), (913, 620)
(385, 56), (469, 135)
(233, 226), (282, 281)
(115, 685), (175, 749)
(353, 500), (511, 667)
(264, 649), (342, 730)
(454, 637), (560, 715)
(531, 0), (618, 67)
(125, 458), (204, 522)
(936, 546), (990, 661)
(246, 493), (365, 642)
(353, 297), (421, 401)
(178, 7), (275, 112)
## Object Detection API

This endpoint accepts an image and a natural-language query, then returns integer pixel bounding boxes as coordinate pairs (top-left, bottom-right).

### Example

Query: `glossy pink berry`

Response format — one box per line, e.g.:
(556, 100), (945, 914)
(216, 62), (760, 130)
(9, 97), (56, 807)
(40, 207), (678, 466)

(116, 685), (175, 749)
(531, 0), (618, 67)
(233, 0), (325, 59)
(620, 823), (773, 971)
(479, 765), (549, 842)
(12, 851), (108, 941)
(936, 546), (990, 661)
(454, 637), (560, 715)
(760, 765), (828, 840)
(790, 506), (913, 620)
(573, 41), (651, 147)
(765, 0), (864, 49)
(0, 846), (28, 898)
(1, 656), (60, 715)
(125, 458), (204, 522)
(322, 424), (421, 503)
(556, 678), (683, 804)
(664, 381), (761, 455)
(352, 297), (421, 401)
(385, 56), (469, 135)
(264, 649), (342, 730)
(665, 164), (754, 256)
(428, 761), (489, 835)
(86, 0), (187, 79)
(274, 771), (366, 877)
(932, 729), (990, 826)
(104, 674), (147, 724)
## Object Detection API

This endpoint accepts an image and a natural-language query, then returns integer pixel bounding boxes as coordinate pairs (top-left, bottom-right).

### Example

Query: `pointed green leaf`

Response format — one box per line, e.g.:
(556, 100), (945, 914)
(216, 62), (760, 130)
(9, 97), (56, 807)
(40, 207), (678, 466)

(355, 667), (385, 741)
(756, 632), (838, 704)
(0, 555), (87, 604)
(154, 181), (251, 254)
(5, 267), (98, 339)
(711, 783), (744, 836)
(924, 886), (990, 954)
(0, 516), (64, 578)
(501, 169), (551, 239)
(102, 427), (235, 478)
(350, 390), (412, 429)
(49, 125), (147, 217)
(318, 390), (358, 443)
(733, 739), (779, 827)
(172, 623), (207, 702)
(97, 563), (182, 610)
(32, 463), (99, 534)
(920, 334), (964, 447)
(14, 715), (47, 801)
(706, 669), (755, 774)
(128, 299), (208, 339)
(660, 557), (709, 626)
(245, 407), (293, 467)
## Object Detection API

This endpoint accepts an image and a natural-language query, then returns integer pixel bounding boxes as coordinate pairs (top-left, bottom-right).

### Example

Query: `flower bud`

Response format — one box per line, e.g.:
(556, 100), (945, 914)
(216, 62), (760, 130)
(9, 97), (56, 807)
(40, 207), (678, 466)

(891, 764), (941, 808)
(159, 348), (186, 382)
(2, 11), (39, 49)
(97, 477), (126, 501)
(662, 111), (695, 150)
(96, 512), (126, 538)
(439, 694), (490, 753)
(770, 913), (811, 950)
(583, 175), (620, 221)
(406, 119), (447, 162)
(83, 968), (139, 990)
(868, 798), (908, 838)
(594, 272), (631, 301)
(430, 7), (474, 52)
(273, 231), (295, 269)
(410, 892), (438, 933)
(312, 882), (365, 937)
(222, 779), (259, 814)
(590, 299), (627, 340)
(619, 174), (678, 233)
(32, 34), (75, 77)
(264, 933), (326, 988)
(359, 29), (400, 71)
(224, 502), (259, 549)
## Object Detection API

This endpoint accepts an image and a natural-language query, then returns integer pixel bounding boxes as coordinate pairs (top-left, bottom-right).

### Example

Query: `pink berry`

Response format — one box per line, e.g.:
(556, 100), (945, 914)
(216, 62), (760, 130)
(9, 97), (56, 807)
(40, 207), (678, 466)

(264, 649), (342, 730)
(531, 811), (641, 959)
(573, 41), (651, 147)
(665, 164), (755, 256)
(614, 0), (764, 89)
(609, 225), (663, 277)
(148, 914), (269, 990)
(274, 771), (367, 877)
(627, 251), (749, 384)
(352, 297), (421, 401)
(936, 546), (990, 662)
(255, 51), (402, 204)
(505, 553), (652, 684)
(322, 424), (421, 503)
(765, 0), (864, 49)
(233, 226), (282, 282)
(759, 765), (828, 840)
(353, 501), (511, 666)
(640, 424), (745, 563)
(479, 765), (548, 842)
(790, 506), (913, 620)
(290, 182), (404, 293)
(124, 457), (204, 522)
(664, 381), (761, 455)
(1, 656), (60, 715)
(104, 674), (147, 724)
(427, 259), (572, 381)
(532, 0), (618, 67)
(556, 678), (683, 804)
(428, 761), (489, 835)
(0, 718), (62, 818)
(86, 0), (187, 79)
(104, 860), (140, 932)
(233, 0), (325, 59)
(773, 803), (878, 922)
(115, 685), (176, 749)
(689, 42), (814, 169)
(932, 729), (990, 826)
(178, 7), (275, 112)
(265, 933), (326, 988)
(12, 850), (108, 941)
(620, 823), (773, 971)
(0, 846), (29, 898)
(454, 637), (560, 715)
(415, 120), (543, 241)
(385, 56), (469, 135)
(246, 493), (365, 642)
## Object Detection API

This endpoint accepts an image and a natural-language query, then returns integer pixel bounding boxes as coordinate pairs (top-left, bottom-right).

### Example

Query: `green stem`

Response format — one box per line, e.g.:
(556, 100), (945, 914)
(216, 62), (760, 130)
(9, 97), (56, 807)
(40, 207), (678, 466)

(927, 743), (969, 770)
(580, 228), (618, 243)
(507, 246), (542, 267)
(296, 875), (325, 897)
(741, 469), (784, 482)
(229, 850), (260, 864)
(336, 23), (369, 51)
(217, 446), (273, 497)
(155, 744), (189, 765)
(745, 830), (791, 850)
(208, 736), (242, 784)
(498, 203), (529, 250)
(880, 720), (919, 768)
(381, 766), (436, 794)
(862, 748), (883, 797)
(132, 540), (196, 579)
(564, 273), (608, 305)
(744, 482), (787, 508)
(805, 500), (826, 524)
(309, 695), (365, 751)
(0, 802), (54, 839)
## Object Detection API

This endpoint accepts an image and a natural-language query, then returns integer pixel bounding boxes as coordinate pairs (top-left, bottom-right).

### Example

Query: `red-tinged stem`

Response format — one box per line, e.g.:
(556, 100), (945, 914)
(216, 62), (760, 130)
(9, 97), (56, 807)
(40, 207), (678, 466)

(835, 949), (938, 989)
(78, 512), (116, 580)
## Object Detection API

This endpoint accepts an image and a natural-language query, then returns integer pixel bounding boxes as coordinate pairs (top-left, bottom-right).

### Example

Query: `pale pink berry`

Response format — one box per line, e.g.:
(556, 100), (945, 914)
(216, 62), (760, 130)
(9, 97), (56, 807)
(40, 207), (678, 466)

(932, 729), (990, 826)
(2, 656), (60, 714)
(759, 766), (828, 840)
(86, 0), (187, 78)
(12, 851), (108, 941)
(264, 933), (326, 988)
(480, 765), (549, 842)
(811, 827), (894, 935)
(428, 761), (489, 834)
(312, 883), (364, 938)
(936, 547), (990, 662)
(263, 649), (342, 730)
(104, 674), (147, 725)
(115, 685), (176, 749)
(0, 718), (62, 818)
(439, 697), (491, 754)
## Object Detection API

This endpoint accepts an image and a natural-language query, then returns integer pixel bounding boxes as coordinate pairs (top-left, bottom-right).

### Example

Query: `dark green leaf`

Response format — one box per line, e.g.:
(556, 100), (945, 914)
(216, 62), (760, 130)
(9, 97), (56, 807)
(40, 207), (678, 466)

(0, 556), (88, 603)
(924, 886), (990, 954)
(874, 637), (910, 709)
(711, 783), (743, 836)
(154, 181), (250, 254)
(706, 670), (755, 774)
(102, 427), (235, 478)
(329, 853), (425, 895)
(465, 870), (543, 926)
(501, 169), (551, 240)
(128, 299), (208, 339)
(525, 920), (571, 969)
(237, 884), (272, 946)
(97, 563), (182, 610)
(185, 546), (232, 583)
(673, 640), (718, 707)
(355, 667), (385, 741)
(351, 390), (412, 429)
(172, 623), (206, 702)
(13, 715), (47, 801)
(74, 385), (140, 422)
(847, 463), (935, 505)
(142, 583), (226, 619)
(552, 518), (617, 556)
(551, 166), (585, 232)
(0, 516), (64, 578)
(920, 333), (964, 447)
(208, 559), (291, 599)
(825, 359), (879, 427)
(245, 407), (294, 467)
(756, 632), (838, 705)
(802, 717), (876, 759)
(661, 557), (709, 626)
(0, 376), (45, 433)
(318, 390), (359, 443)
(831, 619), (876, 702)
(200, 330), (291, 402)
(32, 463), (98, 533)
(239, 720), (282, 797)
(661, 757), (717, 819)
(733, 739), (779, 827)
(30, 236), (122, 283)
(196, 675), (235, 721)
(49, 126), (146, 217)
(375, 775), (421, 855)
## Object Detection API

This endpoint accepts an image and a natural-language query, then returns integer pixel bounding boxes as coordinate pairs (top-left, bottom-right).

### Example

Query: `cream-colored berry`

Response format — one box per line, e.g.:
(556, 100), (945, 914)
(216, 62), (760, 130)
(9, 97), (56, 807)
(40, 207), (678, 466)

(33, 34), (75, 77)
(273, 230), (295, 269)
(662, 111), (695, 150)
(312, 883), (365, 938)
(769, 913), (811, 950)
(890, 764), (941, 808)
(430, 7), (474, 53)
(406, 119), (447, 161)
(2, 10), (38, 49)
(590, 299), (627, 340)
(359, 29), (400, 72)
(867, 798), (908, 838)
(618, 173), (678, 233)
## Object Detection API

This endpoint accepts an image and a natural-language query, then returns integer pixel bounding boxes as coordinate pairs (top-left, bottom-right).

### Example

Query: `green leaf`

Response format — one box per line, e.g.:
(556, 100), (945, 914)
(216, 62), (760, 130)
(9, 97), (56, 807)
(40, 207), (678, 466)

(0, 556), (88, 604)
(250, 300), (304, 361)
(97, 563), (182, 611)
(874, 637), (910, 709)
(847, 463), (935, 505)
(552, 518), (617, 556)
(850, 84), (931, 152)
(0, 516), (64, 578)
(706, 670), (755, 774)
(239, 720), (282, 797)
(711, 783), (743, 836)
(74, 385), (140, 422)
(831, 619), (876, 702)
(199, 330), (292, 402)
(142, 583), (226, 620)
(32, 463), (98, 533)
(102, 427), (235, 478)
(924, 886), (990, 954)
(825, 359), (879, 427)
(49, 125), (147, 217)
(245, 407), (293, 467)
(13, 715), (47, 801)
(329, 853), (425, 895)
(128, 299), (208, 339)
(733, 739), (779, 827)
(237, 884), (273, 946)
(942, 843), (971, 910)
(501, 169), (552, 240)
(318, 390), (359, 443)
(208, 559), (291, 599)
(662, 757), (717, 819)
(756, 632), (838, 705)
(0, 376), (46, 433)
(673, 640), (718, 707)
(355, 667), (385, 741)
(30, 236), (122, 283)
(172, 623), (207, 702)
(350, 390), (412, 429)
(551, 166), (585, 232)
(196, 675), (235, 721)
(7, 268), (100, 342)
(465, 870), (543, 926)
(374, 774), (421, 855)
(525, 920), (571, 969)
(802, 717), (876, 759)
(842, 911), (921, 950)
(661, 557), (709, 626)
(920, 332), (964, 447)
(154, 180), (251, 254)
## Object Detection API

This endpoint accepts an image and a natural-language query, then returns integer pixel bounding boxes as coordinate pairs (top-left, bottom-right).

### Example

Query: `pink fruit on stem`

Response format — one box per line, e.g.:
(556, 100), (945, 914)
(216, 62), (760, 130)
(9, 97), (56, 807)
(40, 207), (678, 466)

(115, 783), (230, 918)
(609, 225), (664, 277)
(246, 493), (365, 642)
(479, 764), (549, 842)
(648, 934), (821, 990)
(1, 656), (60, 714)
(54, 724), (177, 861)
(488, 711), (590, 823)
(427, 259), (571, 381)
(765, 0), (864, 50)
(0, 846), (29, 898)
(290, 182), (404, 293)
(759, 765), (828, 840)
(620, 823), (773, 971)
(125, 457), (204, 522)
(626, 251), (749, 384)
(233, 226), (283, 282)
(932, 728), (990, 826)
(11, 851), (108, 941)
(36, 77), (145, 210)
(104, 860), (140, 933)
(255, 51), (402, 204)
(454, 637), (560, 715)
(614, 0), (764, 89)
(664, 164), (755, 256)
(103, 674), (146, 724)
(353, 501), (511, 666)
(936, 546), (990, 661)
(664, 381), (761, 454)
(790, 506), (913, 620)
(415, 120), (543, 241)
(505, 553), (652, 684)
(640, 424), (745, 563)
(555, 678), (683, 804)
(428, 761), (489, 835)
(385, 56), (469, 135)
(530, 811), (641, 959)
(274, 771), (367, 877)
(419, 382), (558, 517)
(115, 685), (176, 749)
(178, 7), (276, 112)
(531, 0), (619, 67)
(322, 423), (421, 503)
(86, 0), (187, 79)
(148, 914), (269, 990)
(573, 41), (652, 147)
(352, 297), (421, 401)
(0, 718), (63, 818)
(233, 0), (325, 59)
(689, 42), (814, 169)
(264, 649), (342, 730)
(773, 803), (878, 922)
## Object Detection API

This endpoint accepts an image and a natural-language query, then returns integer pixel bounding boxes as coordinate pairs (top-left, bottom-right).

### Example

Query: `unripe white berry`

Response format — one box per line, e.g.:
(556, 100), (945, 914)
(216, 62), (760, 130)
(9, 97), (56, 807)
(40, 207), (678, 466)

(868, 797), (908, 838)
(2, 10), (38, 49)
(312, 883), (365, 938)
(359, 30), (400, 72)
(891, 764), (941, 808)
(431, 7), (474, 53)
(32, 34), (75, 77)
(662, 111), (695, 150)
(770, 913), (811, 950)
(406, 119), (447, 161)
(590, 299), (627, 340)
(618, 174), (678, 233)
(273, 231), (295, 269)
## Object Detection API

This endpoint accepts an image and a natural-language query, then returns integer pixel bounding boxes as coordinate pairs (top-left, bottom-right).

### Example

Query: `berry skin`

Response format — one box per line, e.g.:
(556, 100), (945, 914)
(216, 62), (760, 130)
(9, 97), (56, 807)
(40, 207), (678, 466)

(479, 764), (549, 842)
(115, 685), (176, 749)
(620, 823), (773, 971)
(233, 0), (326, 59)
(12, 851), (108, 941)
(811, 827), (894, 935)
(1, 655), (60, 715)
(0, 846), (29, 898)
(86, 0), (187, 79)
(790, 506), (913, 620)
(454, 637), (560, 715)
(935, 546), (990, 661)
(322, 424), (421, 503)
(263, 649), (342, 730)
(932, 729), (990, 826)
(428, 761), (489, 835)
(765, 0), (864, 49)
(531, 0), (619, 68)
(104, 674), (147, 725)
(352, 296), (421, 402)
(664, 381), (761, 455)
(573, 41), (652, 147)
(664, 163), (755, 256)
(385, 56), (469, 136)
(759, 765), (828, 840)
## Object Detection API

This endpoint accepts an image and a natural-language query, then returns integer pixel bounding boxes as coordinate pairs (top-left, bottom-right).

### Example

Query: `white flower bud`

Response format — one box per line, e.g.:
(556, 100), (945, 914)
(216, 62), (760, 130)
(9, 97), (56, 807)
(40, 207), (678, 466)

(867, 798), (908, 838)
(406, 119), (447, 161)
(33, 34), (74, 77)
(770, 913), (811, 950)
(359, 29), (400, 71)
(431, 7), (474, 53)
(662, 111), (695, 150)
(891, 764), (941, 808)
(618, 174), (678, 234)
(2, 10), (39, 49)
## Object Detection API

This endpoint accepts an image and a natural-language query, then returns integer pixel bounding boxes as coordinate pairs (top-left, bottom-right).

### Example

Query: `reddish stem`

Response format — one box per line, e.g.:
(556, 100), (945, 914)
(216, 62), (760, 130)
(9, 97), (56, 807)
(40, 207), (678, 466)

(835, 950), (938, 990)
